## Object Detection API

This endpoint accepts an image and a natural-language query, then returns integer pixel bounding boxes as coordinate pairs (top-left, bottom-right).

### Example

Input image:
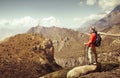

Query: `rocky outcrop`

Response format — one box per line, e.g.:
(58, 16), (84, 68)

(39, 69), (69, 78)
(67, 63), (101, 78)
(67, 65), (97, 78)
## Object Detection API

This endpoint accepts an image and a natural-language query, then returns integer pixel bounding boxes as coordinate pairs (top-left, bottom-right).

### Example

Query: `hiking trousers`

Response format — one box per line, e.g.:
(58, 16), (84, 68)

(87, 47), (98, 64)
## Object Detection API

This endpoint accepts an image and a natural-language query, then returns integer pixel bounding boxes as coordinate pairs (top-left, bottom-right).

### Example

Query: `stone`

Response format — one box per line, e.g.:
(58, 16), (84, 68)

(67, 65), (97, 78)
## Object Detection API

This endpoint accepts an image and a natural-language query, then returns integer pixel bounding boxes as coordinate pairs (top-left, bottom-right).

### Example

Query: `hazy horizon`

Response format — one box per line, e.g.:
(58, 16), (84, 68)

(0, 0), (120, 39)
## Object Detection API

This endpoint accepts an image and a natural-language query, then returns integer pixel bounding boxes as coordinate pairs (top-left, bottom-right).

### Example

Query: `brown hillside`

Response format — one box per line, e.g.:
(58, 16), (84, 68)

(0, 34), (62, 78)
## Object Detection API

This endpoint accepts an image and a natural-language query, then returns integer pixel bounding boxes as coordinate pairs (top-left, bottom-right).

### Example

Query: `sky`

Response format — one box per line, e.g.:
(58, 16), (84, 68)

(0, 0), (120, 39)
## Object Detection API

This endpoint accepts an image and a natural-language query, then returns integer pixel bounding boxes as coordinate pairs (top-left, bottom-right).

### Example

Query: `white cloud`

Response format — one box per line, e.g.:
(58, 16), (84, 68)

(0, 16), (39, 39)
(98, 0), (120, 10)
(78, 0), (96, 6)
(79, 1), (83, 6)
(79, 1), (83, 5)
(0, 16), (61, 30)
(0, 16), (38, 29)
(40, 16), (61, 27)
(74, 12), (107, 27)
(0, 16), (61, 39)
(79, 0), (120, 11)
(12, 16), (38, 27)
(86, 0), (96, 5)
(78, 0), (84, 6)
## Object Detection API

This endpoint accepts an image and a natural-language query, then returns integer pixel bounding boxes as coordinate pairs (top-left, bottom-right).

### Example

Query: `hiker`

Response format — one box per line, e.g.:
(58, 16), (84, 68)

(84, 26), (98, 64)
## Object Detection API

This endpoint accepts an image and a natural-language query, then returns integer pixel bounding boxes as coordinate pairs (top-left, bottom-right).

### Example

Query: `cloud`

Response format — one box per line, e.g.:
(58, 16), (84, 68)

(78, 0), (96, 6)
(0, 16), (61, 29)
(0, 16), (38, 29)
(74, 12), (108, 27)
(0, 16), (39, 39)
(86, 0), (96, 5)
(40, 16), (61, 27)
(98, 0), (120, 10)
(78, 0), (85, 6)
(79, 0), (120, 11)
(79, 1), (83, 5)
(0, 16), (61, 39)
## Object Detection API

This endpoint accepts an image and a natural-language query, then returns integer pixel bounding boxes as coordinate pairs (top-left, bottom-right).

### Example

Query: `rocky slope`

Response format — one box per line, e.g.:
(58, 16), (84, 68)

(38, 24), (120, 78)
(27, 24), (120, 68)
(40, 33), (120, 78)
(0, 34), (62, 78)
(78, 25), (120, 78)
(27, 25), (89, 68)
(0, 25), (119, 78)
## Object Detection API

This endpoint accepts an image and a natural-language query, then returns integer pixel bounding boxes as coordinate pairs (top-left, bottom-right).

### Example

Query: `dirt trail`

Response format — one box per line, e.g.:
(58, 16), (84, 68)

(99, 32), (120, 37)
(84, 32), (120, 37)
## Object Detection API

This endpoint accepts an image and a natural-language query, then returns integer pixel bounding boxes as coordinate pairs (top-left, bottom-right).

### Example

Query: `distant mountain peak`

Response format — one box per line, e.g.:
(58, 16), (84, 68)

(35, 25), (44, 29)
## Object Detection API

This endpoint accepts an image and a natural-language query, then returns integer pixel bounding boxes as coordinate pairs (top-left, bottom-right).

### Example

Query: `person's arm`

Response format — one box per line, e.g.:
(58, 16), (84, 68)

(84, 33), (95, 46)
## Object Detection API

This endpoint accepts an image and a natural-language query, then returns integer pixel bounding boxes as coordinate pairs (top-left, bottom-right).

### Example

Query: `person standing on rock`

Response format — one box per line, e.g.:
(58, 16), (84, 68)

(84, 26), (98, 65)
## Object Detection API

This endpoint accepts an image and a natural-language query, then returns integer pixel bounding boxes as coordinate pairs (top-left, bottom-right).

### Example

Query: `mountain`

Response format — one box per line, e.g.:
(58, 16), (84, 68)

(27, 25), (90, 67)
(27, 25), (88, 56)
(0, 25), (119, 78)
(78, 5), (120, 32)
(39, 30), (120, 78)
(27, 24), (120, 68)
(0, 34), (61, 78)
(94, 5), (120, 31)
(102, 23), (120, 34)
(37, 26), (120, 78)
(26, 5), (120, 76)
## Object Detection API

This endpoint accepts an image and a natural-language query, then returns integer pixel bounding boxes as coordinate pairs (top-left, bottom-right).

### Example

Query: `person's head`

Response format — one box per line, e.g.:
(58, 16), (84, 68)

(89, 26), (96, 34)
